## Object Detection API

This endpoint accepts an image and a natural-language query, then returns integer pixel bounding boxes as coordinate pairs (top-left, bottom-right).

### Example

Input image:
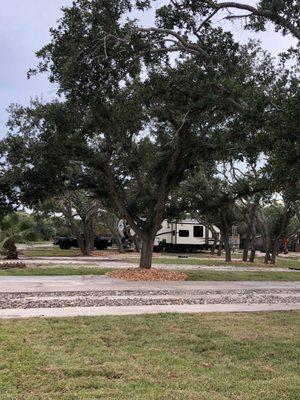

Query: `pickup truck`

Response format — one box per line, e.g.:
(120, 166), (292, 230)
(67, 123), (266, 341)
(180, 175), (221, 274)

(53, 235), (112, 250)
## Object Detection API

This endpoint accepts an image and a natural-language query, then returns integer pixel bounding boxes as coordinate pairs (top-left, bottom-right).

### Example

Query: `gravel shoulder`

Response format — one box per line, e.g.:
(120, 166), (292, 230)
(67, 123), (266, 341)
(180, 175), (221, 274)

(1, 288), (299, 309)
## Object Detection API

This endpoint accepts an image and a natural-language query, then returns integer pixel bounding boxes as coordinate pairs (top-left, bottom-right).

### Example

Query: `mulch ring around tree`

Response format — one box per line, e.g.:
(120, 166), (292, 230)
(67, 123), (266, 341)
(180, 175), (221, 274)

(106, 268), (187, 281)
(0, 261), (26, 269)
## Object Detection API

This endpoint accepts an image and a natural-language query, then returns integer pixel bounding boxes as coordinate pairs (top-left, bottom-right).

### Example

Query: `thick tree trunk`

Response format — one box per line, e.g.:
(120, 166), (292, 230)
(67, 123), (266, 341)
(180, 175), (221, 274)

(249, 224), (257, 263)
(104, 221), (125, 253)
(223, 232), (231, 262)
(249, 246), (256, 263)
(242, 234), (250, 262)
(133, 235), (141, 253)
(139, 235), (154, 269)
(210, 234), (218, 255)
(65, 213), (89, 256)
(244, 203), (258, 262)
(217, 233), (224, 256)
(264, 249), (271, 264)
(83, 220), (95, 256)
(77, 236), (88, 256)
(270, 241), (279, 265)
(249, 238), (256, 263)
(116, 236), (126, 253)
(4, 240), (18, 260)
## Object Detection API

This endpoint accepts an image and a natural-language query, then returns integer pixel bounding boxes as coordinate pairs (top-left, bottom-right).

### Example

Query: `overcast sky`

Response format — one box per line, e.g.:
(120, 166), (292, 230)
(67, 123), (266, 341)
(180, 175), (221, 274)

(0, 0), (296, 139)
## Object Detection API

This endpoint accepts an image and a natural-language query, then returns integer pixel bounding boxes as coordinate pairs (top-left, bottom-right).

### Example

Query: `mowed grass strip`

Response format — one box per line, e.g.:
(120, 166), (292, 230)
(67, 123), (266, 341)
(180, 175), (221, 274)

(0, 267), (299, 280)
(0, 267), (114, 276)
(0, 312), (299, 400)
(22, 247), (81, 258)
(185, 270), (300, 281)
(126, 257), (300, 269)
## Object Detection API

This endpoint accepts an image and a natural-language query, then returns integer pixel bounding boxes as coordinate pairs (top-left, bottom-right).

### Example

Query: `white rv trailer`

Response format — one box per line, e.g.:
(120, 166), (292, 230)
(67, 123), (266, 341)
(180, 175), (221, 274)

(153, 219), (219, 252)
(118, 218), (219, 252)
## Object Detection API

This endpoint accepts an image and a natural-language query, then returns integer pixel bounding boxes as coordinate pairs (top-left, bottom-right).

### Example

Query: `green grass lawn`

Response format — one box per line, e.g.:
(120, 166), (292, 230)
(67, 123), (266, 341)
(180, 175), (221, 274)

(272, 259), (300, 269)
(157, 252), (246, 259)
(0, 266), (299, 280)
(21, 247), (300, 269)
(185, 270), (300, 281)
(135, 257), (300, 269)
(22, 248), (244, 258)
(0, 312), (298, 399)
(20, 247), (300, 273)
(0, 267), (114, 276)
(21, 247), (81, 257)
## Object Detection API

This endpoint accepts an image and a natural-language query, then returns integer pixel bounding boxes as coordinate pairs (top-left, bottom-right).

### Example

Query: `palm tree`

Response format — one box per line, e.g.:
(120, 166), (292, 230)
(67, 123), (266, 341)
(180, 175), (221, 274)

(0, 213), (37, 259)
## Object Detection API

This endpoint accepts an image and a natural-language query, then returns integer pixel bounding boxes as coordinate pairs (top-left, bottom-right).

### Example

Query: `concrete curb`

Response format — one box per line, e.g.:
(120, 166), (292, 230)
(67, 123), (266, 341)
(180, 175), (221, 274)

(0, 303), (299, 319)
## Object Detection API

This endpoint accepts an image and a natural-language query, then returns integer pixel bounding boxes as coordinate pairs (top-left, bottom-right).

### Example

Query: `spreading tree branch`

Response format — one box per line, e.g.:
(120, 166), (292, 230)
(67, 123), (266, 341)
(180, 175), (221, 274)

(100, 26), (248, 111)
(204, 1), (300, 40)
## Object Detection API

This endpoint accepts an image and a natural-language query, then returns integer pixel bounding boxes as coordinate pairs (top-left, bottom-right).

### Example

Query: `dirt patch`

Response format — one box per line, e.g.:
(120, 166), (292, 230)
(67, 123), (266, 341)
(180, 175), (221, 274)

(0, 261), (26, 269)
(230, 260), (275, 268)
(91, 249), (123, 257)
(106, 268), (187, 281)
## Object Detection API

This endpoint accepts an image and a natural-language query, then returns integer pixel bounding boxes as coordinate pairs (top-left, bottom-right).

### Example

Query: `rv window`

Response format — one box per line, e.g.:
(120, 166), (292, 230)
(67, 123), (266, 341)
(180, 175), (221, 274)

(194, 226), (204, 237)
(179, 230), (189, 237)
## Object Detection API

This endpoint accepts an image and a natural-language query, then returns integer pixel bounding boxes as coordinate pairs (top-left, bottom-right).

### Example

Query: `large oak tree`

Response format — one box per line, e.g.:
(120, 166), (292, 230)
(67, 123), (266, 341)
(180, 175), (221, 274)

(4, 0), (297, 268)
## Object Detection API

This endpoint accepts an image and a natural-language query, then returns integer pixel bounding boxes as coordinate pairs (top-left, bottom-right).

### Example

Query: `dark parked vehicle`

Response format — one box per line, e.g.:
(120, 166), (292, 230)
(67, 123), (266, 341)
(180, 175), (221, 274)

(53, 235), (112, 250)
